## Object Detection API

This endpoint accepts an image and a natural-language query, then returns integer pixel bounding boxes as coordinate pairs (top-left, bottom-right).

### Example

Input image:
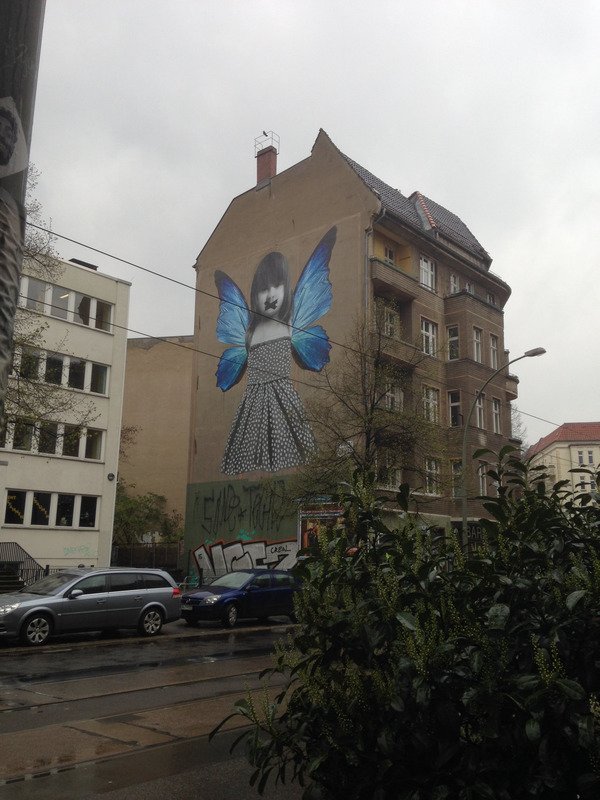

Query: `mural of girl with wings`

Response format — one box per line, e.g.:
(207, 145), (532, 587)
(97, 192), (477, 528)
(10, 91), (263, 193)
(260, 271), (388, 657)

(214, 226), (337, 475)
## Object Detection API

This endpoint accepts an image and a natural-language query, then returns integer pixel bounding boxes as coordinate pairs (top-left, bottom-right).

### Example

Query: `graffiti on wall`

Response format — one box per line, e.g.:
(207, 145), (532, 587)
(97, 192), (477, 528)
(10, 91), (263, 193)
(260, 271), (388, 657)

(191, 479), (294, 539)
(214, 227), (337, 475)
(192, 537), (299, 581)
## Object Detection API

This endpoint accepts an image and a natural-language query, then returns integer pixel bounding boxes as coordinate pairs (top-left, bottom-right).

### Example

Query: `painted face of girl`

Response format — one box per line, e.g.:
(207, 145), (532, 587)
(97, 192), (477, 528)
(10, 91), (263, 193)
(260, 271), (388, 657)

(257, 283), (285, 316)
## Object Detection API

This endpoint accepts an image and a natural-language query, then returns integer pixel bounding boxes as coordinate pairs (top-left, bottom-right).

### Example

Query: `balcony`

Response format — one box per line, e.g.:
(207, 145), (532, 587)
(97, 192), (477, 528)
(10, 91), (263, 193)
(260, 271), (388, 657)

(371, 258), (418, 302)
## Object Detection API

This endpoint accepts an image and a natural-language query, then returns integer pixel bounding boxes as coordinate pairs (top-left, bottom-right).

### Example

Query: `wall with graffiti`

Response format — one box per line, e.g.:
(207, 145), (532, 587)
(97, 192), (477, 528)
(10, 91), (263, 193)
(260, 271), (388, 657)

(183, 476), (299, 578)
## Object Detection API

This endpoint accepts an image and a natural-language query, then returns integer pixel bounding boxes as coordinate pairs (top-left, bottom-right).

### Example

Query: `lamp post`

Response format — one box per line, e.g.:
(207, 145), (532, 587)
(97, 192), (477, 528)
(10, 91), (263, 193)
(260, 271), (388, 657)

(460, 347), (546, 544)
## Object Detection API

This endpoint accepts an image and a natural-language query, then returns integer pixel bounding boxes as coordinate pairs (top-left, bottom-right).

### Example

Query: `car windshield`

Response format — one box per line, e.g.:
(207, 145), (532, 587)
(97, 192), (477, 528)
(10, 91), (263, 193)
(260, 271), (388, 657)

(19, 572), (82, 596)
(210, 571), (254, 589)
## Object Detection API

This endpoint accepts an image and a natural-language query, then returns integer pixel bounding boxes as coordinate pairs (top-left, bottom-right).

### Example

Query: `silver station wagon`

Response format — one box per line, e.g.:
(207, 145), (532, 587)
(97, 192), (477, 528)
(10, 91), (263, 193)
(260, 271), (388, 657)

(0, 567), (182, 646)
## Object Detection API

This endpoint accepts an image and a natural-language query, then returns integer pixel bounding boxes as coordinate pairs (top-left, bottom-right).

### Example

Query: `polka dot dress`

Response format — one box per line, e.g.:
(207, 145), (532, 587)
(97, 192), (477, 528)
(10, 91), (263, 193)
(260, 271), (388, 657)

(221, 337), (317, 474)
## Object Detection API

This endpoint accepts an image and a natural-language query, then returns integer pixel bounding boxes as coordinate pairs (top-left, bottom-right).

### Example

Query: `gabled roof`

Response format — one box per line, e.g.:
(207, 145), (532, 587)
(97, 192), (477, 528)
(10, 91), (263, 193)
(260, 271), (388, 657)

(338, 143), (490, 264)
(526, 422), (600, 458)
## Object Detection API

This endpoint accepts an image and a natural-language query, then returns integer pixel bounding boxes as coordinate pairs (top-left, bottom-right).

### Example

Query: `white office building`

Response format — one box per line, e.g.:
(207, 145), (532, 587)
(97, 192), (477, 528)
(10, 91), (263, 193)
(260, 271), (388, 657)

(0, 257), (130, 574)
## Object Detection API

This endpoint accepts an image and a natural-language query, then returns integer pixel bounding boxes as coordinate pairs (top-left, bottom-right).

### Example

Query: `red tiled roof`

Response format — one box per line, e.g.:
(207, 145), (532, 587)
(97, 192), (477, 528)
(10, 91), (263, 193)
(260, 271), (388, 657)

(526, 422), (600, 458)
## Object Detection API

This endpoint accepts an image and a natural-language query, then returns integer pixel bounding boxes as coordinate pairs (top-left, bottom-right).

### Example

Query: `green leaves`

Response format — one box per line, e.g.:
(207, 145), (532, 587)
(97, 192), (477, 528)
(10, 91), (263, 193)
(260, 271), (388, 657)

(219, 462), (600, 799)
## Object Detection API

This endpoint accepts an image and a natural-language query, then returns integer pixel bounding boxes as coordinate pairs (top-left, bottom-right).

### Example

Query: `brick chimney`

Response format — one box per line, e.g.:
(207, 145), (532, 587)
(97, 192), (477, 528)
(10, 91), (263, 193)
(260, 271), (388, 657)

(256, 145), (277, 184)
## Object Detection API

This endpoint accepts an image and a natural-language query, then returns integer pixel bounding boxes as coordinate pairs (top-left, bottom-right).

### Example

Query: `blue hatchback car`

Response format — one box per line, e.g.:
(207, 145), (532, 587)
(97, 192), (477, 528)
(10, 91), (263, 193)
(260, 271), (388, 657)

(181, 568), (300, 628)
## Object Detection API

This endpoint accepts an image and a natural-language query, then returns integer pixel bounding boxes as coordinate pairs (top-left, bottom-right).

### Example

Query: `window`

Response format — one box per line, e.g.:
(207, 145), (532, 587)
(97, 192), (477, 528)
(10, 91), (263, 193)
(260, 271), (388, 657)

(68, 357), (86, 390)
(110, 573), (145, 592)
(473, 328), (483, 363)
(448, 391), (461, 427)
(492, 398), (501, 434)
(45, 353), (64, 385)
(419, 255), (436, 291)
(578, 450), (584, 465)
(57, 494), (75, 526)
(383, 306), (399, 339)
(84, 429), (103, 460)
(79, 496), (97, 527)
(487, 292), (496, 305)
(424, 457), (441, 495)
(19, 348), (40, 380)
(450, 274), (459, 294)
(465, 282), (473, 294)
(38, 422), (59, 454)
(76, 574), (107, 594)
(588, 450), (594, 465)
(74, 292), (91, 325)
(451, 460), (462, 498)
(24, 277), (46, 312)
(447, 325), (459, 360)
(384, 246), (395, 264)
(423, 386), (440, 423)
(90, 363), (108, 394)
(421, 318), (438, 355)
(5, 490), (26, 524)
(12, 419), (35, 451)
(478, 462), (488, 496)
(31, 492), (52, 526)
(490, 334), (498, 369)
(475, 395), (485, 429)
(62, 424), (81, 457)
(4, 491), (97, 528)
(384, 383), (403, 411)
(95, 301), (112, 332)
(50, 285), (70, 319)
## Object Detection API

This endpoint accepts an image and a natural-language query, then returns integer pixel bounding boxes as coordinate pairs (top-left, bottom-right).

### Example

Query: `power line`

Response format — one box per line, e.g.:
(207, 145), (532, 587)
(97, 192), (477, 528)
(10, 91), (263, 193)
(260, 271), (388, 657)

(24, 221), (558, 432)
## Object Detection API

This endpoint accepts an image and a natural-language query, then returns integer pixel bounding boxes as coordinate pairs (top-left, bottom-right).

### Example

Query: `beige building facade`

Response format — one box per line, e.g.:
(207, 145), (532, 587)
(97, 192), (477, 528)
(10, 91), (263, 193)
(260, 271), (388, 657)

(186, 130), (518, 578)
(120, 335), (194, 526)
(1, 257), (130, 572)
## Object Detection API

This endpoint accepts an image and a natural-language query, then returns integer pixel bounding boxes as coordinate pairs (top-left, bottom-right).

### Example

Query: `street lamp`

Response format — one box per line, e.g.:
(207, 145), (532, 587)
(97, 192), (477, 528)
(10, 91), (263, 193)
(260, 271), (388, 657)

(460, 347), (546, 544)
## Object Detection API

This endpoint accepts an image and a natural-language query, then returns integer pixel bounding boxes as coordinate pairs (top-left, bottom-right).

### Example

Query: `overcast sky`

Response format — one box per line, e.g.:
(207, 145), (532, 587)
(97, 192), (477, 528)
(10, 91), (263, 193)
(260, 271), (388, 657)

(28, 0), (600, 447)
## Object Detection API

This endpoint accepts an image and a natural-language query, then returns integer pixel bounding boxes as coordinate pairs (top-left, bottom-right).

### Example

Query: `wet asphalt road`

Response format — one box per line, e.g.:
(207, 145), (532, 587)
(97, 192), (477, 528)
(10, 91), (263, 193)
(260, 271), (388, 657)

(0, 618), (304, 799)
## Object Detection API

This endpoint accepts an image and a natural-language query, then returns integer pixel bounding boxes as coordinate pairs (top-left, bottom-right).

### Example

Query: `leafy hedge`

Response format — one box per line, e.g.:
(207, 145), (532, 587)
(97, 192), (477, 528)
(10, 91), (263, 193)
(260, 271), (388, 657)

(215, 450), (600, 799)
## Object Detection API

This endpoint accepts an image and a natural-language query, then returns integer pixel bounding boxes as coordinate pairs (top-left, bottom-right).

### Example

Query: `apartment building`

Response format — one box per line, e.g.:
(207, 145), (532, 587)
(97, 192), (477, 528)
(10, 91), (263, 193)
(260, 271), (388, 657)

(185, 130), (517, 576)
(0, 256), (130, 571)
(526, 422), (600, 494)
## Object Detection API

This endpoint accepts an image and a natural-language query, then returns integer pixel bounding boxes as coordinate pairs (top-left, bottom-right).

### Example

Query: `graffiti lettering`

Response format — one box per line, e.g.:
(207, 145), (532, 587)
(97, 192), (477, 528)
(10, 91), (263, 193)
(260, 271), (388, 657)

(193, 480), (291, 539)
(193, 537), (299, 581)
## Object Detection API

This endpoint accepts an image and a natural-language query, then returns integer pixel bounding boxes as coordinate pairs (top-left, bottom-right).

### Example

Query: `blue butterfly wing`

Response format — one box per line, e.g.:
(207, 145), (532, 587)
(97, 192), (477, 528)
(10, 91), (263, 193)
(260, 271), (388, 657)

(291, 325), (331, 372)
(216, 345), (248, 391)
(214, 270), (249, 346)
(291, 227), (336, 370)
(292, 227), (336, 331)
(214, 270), (249, 390)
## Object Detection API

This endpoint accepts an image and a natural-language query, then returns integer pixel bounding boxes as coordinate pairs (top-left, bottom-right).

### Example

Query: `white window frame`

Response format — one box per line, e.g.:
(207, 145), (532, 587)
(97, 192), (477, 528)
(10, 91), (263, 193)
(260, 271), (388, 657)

(423, 386), (440, 423)
(492, 398), (501, 434)
(421, 318), (438, 356)
(473, 328), (483, 363)
(4, 489), (99, 529)
(490, 334), (498, 370)
(383, 306), (400, 340)
(448, 391), (461, 427)
(447, 325), (459, 360)
(424, 457), (441, 495)
(19, 276), (114, 334)
(478, 462), (488, 496)
(451, 460), (462, 498)
(384, 383), (403, 411)
(450, 274), (459, 294)
(384, 246), (395, 264)
(419, 255), (436, 291)
(475, 394), (485, 429)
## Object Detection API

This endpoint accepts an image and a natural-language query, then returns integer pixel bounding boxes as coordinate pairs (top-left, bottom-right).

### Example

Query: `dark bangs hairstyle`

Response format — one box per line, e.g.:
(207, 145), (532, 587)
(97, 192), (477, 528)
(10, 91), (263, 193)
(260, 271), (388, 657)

(245, 251), (293, 348)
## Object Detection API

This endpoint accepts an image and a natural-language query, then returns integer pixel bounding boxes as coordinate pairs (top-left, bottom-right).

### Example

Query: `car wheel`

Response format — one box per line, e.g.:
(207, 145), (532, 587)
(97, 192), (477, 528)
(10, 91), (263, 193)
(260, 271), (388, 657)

(21, 614), (52, 646)
(221, 602), (238, 628)
(138, 608), (163, 636)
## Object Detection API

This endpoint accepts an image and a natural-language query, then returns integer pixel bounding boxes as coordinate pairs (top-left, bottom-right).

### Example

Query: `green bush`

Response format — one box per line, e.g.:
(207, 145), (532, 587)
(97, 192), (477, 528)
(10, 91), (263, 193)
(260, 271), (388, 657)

(215, 451), (600, 799)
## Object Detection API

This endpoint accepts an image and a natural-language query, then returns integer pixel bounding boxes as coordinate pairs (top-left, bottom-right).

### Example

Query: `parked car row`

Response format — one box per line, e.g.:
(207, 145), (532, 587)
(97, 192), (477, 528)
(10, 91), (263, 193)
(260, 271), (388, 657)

(0, 566), (300, 646)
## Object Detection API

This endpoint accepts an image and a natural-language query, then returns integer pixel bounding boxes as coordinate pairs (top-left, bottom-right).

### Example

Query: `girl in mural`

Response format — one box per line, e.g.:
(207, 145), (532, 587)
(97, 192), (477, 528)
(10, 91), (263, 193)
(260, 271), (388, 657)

(214, 226), (337, 474)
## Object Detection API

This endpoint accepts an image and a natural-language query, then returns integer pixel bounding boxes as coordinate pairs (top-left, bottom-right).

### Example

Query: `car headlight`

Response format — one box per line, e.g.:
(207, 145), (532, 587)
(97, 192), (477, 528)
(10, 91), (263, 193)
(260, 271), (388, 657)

(0, 602), (21, 616)
(201, 595), (219, 605)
